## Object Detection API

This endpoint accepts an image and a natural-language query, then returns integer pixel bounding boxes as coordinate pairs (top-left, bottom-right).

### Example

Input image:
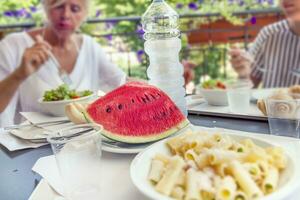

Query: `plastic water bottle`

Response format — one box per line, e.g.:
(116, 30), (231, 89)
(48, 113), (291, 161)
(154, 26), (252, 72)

(142, 0), (187, 116)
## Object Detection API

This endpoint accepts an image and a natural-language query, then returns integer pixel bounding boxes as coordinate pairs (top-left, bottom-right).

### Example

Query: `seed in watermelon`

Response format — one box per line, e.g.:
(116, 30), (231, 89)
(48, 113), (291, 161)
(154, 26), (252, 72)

(65, 82), (189, 143)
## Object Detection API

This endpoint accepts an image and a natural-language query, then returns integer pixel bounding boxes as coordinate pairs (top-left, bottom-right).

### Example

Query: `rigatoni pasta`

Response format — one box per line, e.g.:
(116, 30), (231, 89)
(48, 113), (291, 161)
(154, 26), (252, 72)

(155, 156), (185, 196)
(148, 159), (165, 183)
(148, 130), (287, 200)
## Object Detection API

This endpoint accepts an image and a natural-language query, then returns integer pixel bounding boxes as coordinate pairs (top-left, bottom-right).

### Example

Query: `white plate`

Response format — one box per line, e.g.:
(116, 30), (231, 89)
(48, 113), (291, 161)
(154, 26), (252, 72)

(130, 128), (300, 200)
(252, 88), (282, 100)
(101, 124), (192, 154)
(101, 141), (153, 154)
(10, 124), (192, 154)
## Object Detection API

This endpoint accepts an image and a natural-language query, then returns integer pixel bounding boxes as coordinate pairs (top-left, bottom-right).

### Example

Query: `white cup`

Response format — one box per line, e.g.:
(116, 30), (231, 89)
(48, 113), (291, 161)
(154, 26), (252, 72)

(47, 124), (103, 200)
(227, 80), (252, 114)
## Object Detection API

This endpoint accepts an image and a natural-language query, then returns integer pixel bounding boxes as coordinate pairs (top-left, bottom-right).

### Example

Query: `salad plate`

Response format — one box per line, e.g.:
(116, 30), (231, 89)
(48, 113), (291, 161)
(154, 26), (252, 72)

(38, 84), (95, 117)
(197, 80), (228, 106)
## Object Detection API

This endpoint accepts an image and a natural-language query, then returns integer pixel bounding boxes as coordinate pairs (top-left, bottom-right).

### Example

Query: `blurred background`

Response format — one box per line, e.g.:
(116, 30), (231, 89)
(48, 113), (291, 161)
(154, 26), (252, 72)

(0, 0), (282, 93)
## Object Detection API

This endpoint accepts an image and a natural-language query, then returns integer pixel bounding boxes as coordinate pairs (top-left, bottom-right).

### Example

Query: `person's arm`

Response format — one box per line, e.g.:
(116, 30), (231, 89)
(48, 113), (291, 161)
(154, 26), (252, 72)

(0, 35), (51, 112)
(0, 68), (27, 112)
(230, 37), (271, 88)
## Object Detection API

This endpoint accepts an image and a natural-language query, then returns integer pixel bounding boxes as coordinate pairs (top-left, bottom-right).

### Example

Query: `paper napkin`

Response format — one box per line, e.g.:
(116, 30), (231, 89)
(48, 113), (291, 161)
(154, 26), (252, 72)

(0, 131), (47, 151)
(32, 152), (149, 200)
(20, 112), (68, 124)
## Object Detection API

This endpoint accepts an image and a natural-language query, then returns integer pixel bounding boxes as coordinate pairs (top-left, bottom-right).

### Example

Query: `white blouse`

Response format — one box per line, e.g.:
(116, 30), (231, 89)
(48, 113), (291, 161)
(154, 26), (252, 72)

(0, 32), (126, 127)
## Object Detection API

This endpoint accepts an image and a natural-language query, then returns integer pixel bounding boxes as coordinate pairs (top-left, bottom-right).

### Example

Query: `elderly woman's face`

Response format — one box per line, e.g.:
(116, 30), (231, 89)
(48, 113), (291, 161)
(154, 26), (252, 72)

(47, 0), (86, 37)
(280, 0), (300, 22)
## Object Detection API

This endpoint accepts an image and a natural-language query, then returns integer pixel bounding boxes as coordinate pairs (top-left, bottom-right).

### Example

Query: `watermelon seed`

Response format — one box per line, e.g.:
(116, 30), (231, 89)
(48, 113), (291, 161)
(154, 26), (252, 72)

(118, 104), (123, 110)
(106, 107), (112, 113)
(131, 99), (135, 103)
(150, 94), (156, 99)
(145, 94), (150, 101)
(141, 97), (147, 103)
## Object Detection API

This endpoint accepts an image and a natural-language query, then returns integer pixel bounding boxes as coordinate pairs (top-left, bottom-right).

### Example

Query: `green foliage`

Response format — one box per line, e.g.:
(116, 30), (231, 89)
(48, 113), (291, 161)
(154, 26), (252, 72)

(0, 0), (41, 24)
(0, 0), (278, 80)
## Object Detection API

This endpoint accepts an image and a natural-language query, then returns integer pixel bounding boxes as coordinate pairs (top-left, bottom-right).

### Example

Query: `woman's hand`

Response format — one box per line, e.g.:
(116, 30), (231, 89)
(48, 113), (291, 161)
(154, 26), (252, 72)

(17, 35), (52, 79)
(229, 47), (253, 79)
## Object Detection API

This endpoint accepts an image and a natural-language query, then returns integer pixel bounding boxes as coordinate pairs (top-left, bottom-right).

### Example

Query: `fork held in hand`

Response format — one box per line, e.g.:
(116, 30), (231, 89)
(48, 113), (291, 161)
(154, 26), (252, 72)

(47, 52), (73, 86)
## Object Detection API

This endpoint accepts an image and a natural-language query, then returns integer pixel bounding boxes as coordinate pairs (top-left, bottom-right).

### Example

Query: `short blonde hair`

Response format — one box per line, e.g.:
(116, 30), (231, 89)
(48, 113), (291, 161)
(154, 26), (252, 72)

(42, 0), (90, 13)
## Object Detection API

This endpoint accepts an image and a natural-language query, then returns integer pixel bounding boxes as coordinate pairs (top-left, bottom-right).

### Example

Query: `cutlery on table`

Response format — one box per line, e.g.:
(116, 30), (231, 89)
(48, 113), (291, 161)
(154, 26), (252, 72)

(3, 120), (70, 131)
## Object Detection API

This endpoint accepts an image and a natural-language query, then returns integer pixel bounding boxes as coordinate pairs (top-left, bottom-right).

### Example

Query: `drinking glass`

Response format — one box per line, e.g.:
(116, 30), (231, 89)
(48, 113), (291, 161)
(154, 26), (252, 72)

(47, 124), (103, 200)
(265, 98), (300, 138)
(227, 80), (253, 113)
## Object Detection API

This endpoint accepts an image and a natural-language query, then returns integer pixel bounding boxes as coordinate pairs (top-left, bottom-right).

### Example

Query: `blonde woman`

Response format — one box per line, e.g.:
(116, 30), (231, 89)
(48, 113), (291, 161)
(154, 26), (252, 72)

(230, 0), (300, 88)
(0, 0), (126, 126)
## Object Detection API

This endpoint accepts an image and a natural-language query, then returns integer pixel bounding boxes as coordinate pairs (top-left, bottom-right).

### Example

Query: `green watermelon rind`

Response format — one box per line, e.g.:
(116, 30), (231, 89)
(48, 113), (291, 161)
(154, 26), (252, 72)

(100, 119), (190, 144)
(82, 110), (190, 143)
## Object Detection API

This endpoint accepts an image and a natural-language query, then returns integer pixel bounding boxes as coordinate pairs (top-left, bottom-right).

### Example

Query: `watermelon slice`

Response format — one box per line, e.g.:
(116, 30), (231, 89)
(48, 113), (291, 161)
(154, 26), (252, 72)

(65, 82), (189, 143)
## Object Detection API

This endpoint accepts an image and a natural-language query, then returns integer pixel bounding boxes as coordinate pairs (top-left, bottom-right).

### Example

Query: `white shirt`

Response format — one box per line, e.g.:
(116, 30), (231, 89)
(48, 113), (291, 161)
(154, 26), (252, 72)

(0, 32), (126, 127)
(250, 20), (300, 88)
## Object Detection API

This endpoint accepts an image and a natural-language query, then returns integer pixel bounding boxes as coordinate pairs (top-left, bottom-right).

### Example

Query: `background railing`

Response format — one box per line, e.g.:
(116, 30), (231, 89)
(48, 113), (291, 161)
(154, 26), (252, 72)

(0, 8), (283, 86)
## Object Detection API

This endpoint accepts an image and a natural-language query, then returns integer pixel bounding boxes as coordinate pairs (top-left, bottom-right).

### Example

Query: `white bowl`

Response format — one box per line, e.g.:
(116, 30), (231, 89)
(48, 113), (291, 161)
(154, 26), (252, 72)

(38, 94), (96, 117)
(130, 131), (300, 200)
(199, 87), (228, 106)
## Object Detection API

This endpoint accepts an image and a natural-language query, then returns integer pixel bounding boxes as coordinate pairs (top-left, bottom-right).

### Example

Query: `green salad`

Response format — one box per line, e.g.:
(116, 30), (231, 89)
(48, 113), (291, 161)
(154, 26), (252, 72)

(43, 84), (93, 101)
(201, 80), (226, 90)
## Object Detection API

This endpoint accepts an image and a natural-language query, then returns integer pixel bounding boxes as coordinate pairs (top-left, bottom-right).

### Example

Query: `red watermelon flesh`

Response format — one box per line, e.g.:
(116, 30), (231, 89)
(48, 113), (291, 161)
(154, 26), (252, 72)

(86, 82), (189, 143)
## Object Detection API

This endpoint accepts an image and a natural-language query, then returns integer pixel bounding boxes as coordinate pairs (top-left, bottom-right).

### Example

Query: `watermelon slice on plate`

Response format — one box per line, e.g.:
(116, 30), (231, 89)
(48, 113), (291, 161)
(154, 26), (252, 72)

(65, 82), (189, 143)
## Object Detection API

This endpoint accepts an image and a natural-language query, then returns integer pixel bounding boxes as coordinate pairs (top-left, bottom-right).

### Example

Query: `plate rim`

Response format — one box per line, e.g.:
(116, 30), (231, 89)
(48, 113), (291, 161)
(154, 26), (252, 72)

(101, 142), (147, 154)
(101, 123), (193, 154)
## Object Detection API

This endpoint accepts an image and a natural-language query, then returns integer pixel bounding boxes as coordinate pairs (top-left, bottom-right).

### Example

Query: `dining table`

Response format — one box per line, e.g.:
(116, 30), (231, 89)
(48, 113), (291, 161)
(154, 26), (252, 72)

(0, 113), (288, 200)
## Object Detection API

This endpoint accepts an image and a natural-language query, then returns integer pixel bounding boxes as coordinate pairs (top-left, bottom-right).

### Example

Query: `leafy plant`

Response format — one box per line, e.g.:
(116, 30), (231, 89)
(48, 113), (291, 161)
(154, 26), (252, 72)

(0, 0), (278, 80)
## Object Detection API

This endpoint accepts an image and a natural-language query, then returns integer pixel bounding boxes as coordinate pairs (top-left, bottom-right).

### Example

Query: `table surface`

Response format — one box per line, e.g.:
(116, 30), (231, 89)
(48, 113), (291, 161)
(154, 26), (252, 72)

(0, 114), (271, 200)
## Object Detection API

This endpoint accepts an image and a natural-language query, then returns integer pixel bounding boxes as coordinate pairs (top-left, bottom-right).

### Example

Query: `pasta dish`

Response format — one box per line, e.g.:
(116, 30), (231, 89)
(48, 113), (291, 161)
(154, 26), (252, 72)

(147, 130), (287, 200)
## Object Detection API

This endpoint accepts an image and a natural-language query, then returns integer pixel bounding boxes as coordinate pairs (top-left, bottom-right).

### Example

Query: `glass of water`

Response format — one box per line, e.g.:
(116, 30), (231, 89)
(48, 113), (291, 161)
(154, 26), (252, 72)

(265, 98), (300, 138)
(227, 80), (253, 114)
(47, 124), (103, 200)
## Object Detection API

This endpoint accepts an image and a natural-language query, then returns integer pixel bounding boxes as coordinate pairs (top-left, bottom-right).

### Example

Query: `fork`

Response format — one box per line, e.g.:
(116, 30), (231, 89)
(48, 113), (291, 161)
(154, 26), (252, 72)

(3, 120), (70, 131)
(36, 35), (73, 86)
(47, 52), (73, 86)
